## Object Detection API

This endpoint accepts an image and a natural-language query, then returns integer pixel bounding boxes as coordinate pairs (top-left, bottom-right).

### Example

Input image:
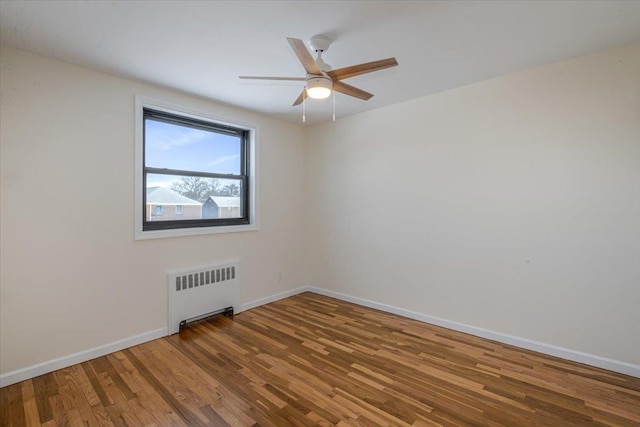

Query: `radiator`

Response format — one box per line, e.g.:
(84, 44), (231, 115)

(167, 261), (240, 334)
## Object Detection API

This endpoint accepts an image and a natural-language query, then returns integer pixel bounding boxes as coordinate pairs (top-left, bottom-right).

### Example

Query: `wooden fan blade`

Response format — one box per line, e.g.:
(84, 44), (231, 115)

(287, 37), (322, 76)
(327, 58), (398, 81)
(333, 81), (374, 101)
(239, 76), (306, 81)
(292, 90), (307, 106)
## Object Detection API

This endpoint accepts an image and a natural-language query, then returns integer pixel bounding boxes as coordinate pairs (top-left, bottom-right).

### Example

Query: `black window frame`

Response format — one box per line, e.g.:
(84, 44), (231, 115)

(142, 108), (250, 231)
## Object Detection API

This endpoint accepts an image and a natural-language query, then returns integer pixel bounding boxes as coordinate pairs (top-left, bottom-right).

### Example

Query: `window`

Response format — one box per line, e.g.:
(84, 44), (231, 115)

(135, 97), (258, 239)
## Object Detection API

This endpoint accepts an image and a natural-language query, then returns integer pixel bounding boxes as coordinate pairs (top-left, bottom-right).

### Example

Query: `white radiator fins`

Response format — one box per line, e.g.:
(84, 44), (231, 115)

(167, 261), (240, 334)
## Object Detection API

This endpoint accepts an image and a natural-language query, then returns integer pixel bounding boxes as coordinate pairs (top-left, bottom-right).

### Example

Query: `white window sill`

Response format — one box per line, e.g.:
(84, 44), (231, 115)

(135, 223), (260, 241)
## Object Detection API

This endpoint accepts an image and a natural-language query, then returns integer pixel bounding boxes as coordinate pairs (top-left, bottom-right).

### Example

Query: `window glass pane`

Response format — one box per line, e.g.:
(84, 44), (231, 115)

(140, 105), (251, 234)
(146, 174), (243, 221)
(145, 118), (242, 174)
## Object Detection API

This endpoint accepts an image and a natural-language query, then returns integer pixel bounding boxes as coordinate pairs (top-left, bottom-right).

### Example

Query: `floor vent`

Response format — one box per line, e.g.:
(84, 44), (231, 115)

(167, 261), (240, 334)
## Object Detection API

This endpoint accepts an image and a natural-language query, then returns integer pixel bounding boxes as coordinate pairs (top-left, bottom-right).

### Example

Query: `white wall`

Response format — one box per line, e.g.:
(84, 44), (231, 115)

(305, 44), (640, 365)
(0, 46), (308, 374)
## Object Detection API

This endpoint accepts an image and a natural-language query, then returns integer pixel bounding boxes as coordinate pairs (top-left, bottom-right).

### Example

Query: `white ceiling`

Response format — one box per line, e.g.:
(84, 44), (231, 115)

(1, 1), (639, 125)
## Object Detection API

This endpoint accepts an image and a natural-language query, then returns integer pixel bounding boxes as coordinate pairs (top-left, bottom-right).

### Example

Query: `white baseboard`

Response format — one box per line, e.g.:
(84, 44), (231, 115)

(3, 284), (637, 387)
(0, 327), (168, 388)
(239, 286), (310, 313)
(307, 287), (640, 378)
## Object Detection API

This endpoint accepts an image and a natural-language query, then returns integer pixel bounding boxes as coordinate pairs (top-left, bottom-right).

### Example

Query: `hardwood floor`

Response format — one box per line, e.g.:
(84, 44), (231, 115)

(1, 292), (639, 426)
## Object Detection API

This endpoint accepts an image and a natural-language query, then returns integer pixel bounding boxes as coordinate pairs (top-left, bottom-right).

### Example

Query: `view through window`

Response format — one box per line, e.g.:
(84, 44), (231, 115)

(143, 108), (249, 231)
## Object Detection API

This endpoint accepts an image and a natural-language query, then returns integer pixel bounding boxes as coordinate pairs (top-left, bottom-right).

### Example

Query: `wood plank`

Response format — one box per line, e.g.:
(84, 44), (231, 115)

(20, 381), (41, 427)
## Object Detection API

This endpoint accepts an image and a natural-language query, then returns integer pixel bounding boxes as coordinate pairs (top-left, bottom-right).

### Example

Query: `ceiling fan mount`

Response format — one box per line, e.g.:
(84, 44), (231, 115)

(239, 35), (398, 108)
(309, 34), (332, 53)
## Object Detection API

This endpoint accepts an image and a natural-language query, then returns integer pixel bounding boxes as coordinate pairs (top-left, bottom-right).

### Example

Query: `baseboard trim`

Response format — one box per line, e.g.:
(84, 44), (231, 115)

(239, 286), (310, 313)
(307, 287), (640, 378)
(0, 328), (168, 388)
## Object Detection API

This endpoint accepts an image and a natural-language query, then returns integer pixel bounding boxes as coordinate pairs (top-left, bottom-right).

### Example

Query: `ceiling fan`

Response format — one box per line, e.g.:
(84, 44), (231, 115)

(239, 35), (398, 108)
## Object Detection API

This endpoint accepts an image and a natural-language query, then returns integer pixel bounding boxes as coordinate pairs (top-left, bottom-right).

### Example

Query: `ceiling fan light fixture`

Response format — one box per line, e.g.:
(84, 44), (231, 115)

(306, 77), (332, 99)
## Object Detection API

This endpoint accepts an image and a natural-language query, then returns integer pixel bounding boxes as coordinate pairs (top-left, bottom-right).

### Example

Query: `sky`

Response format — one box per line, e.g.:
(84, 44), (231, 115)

(145, 118), (241, 188)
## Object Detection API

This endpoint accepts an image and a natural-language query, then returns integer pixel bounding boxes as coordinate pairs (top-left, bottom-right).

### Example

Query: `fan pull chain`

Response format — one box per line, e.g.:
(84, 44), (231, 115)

(332, 89), (336, 122)
(302, 91), (306, 123)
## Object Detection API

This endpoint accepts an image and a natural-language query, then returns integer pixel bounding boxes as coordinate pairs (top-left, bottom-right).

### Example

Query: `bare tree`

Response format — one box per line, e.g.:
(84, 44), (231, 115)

(173, 177), (239, 201)
(171, 176), (210, 202)
(219, 183), (240, 197)
(207, 178), (222, 197)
